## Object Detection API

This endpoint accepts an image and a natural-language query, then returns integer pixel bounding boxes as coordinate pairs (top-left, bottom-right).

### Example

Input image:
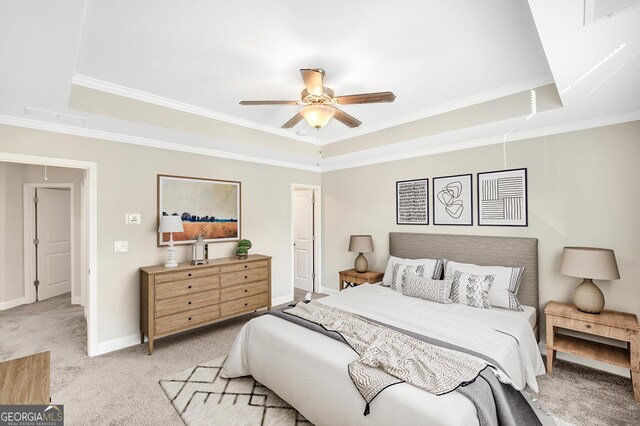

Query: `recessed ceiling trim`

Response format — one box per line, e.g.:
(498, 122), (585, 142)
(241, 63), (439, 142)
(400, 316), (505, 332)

(0, 114), (321, 172)
(320, 111), (640, 171)
(321, 73), (557, 145)
(71, 74), (319, 145)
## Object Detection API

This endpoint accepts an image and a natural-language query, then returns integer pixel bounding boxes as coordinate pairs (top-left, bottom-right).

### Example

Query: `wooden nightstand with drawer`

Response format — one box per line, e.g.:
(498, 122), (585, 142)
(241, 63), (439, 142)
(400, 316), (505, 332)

(545, 300), (639, 402)
(140, 254), (271, 354)
(339, 269), (384, 291)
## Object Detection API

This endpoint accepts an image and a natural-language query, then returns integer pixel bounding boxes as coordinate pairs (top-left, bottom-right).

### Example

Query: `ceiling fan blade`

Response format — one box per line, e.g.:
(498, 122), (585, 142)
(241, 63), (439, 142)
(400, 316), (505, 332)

(333, 107), (362, 128)
(239, 100), (300, 105)
(282, 113), (304, 129)
(300, 69), (325, 96)
(335, 91), (396, 105)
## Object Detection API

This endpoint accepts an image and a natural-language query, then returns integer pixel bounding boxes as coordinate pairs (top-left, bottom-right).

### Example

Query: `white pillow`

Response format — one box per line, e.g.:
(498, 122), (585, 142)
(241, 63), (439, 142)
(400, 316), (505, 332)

(382, 256), (443, 291)
(443, 260), (525, 311)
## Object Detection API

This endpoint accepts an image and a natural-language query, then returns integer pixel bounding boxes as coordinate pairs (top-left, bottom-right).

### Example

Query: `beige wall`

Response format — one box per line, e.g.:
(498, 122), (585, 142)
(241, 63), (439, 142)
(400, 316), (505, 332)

(0, 163), (5, 305)
(0, 125), (320, 346)
(322, 121), (640, 354)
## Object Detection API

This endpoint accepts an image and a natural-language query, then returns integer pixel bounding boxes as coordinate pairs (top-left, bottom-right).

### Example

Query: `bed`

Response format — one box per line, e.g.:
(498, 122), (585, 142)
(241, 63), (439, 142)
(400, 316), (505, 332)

(222, 232), (546, 426)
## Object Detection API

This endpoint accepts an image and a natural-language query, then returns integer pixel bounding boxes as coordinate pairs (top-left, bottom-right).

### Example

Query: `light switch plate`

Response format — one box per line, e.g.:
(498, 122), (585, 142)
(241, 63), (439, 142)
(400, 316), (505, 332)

(115, 241), (128, 253)
(126, 213), (141, 224)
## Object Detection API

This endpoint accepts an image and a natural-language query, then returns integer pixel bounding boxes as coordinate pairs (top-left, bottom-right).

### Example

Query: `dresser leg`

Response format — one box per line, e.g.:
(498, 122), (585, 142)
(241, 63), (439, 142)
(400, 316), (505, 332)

(546, 349), (556, 374)
(148, 339), (154, 355)
(631, 371), (639, 402)
(140, 331), (145, 344)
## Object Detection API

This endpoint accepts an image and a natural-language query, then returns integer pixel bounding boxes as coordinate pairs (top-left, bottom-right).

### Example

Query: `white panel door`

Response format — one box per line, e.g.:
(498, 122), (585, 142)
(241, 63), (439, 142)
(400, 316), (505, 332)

(37, 188), (71, 301)
(294, 189), (314, 291)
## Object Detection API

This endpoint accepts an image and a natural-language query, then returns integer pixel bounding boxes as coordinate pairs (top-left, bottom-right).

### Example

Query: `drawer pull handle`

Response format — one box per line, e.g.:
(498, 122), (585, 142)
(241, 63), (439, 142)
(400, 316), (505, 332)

(188, 301), (192, 305)
(585, 324), (592, 329)
(245, 289), (248, 293)
(188, 317), (192, 321)
(245, 276), (248, 279)
(244, 265), (248, 268)
(244, 303), (248, 306)
(188, 285), (192, 289)
(188, 273), (192, 277)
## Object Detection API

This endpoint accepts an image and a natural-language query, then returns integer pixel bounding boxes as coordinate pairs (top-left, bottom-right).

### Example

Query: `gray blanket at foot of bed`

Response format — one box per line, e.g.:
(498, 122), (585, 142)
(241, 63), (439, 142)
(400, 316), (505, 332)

(267, 303), (541, 426)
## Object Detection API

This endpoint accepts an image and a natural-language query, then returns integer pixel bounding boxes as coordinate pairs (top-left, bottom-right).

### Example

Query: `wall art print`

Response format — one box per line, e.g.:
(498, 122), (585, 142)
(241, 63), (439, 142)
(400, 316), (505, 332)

(433, 174), (472, 226)
(157, 175), (241, 246)
(477, 168), (527, 226)
(396, 178), (429, 225)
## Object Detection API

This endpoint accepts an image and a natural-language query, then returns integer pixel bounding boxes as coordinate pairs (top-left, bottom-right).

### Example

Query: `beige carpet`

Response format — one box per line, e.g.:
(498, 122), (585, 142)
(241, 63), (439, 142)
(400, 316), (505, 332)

(1, 293), (637, 425)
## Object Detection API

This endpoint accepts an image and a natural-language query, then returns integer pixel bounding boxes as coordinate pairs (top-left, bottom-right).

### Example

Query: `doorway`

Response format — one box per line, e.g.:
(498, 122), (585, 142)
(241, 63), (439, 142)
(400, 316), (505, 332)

(24, 184), (74, 303)
(0, 152), (97, 357)
(291, 184), (322, 300)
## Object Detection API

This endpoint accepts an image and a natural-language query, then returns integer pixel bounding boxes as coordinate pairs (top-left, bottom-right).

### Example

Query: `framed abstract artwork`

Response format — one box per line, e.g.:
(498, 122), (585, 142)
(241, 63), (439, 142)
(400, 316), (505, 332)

(157, 175), (241, 246)
(396, 178), (429, 225)
(433, 174), (473, 226)
(477, 168), (528, 226)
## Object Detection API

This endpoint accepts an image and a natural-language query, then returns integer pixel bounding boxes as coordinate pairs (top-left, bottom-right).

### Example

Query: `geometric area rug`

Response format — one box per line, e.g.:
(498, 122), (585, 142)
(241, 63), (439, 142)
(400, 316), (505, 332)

(160, 356), (313, 426)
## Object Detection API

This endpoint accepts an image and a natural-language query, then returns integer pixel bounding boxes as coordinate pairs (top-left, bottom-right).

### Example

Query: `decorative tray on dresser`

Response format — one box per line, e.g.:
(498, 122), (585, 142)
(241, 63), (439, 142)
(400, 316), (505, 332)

(140, 254), (271, 354)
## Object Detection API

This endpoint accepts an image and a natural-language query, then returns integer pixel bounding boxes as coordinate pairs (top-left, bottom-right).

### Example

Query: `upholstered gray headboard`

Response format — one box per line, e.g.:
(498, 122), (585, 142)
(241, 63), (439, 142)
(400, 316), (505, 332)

(389, 232), (539, 317)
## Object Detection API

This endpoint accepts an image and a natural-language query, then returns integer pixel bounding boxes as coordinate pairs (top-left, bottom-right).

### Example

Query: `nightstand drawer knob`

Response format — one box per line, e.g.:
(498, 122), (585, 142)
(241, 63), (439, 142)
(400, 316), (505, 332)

(244, 289), (248, 293)
(245, 276), (248, 279)
(188, 285), (192, 289)
(188, 317), (192, 321)
(244, 303), (248, 306)
(585, 324), (592, 329)
(188, 273), (192, 277)
(188, 301), (192, 305)
(244, 265), (248, 268)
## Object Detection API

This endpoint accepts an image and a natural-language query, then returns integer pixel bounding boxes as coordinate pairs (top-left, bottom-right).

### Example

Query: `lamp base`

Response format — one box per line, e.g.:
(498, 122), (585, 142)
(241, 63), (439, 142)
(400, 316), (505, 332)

(354, 252), (368, 273)
(164, 236), (178, 268)
(573, 278), (605, 314)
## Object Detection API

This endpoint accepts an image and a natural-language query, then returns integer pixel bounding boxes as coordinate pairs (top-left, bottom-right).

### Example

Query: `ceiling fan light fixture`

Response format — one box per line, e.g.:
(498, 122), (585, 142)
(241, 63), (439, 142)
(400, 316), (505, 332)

(300, 104), (335, 128)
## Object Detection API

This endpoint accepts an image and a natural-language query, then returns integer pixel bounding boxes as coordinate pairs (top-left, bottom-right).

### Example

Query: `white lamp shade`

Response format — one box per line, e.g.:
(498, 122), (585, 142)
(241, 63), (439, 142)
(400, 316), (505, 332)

(158, 215), (184, 233)
(560, 246), (620, 280)
(300, 105), (335, 128)
(349, 235), (374, 253)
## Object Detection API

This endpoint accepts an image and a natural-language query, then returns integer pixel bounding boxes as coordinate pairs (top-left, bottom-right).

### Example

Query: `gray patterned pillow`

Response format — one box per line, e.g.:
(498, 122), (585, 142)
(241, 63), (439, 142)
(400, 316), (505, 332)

(389, 259), (444, 292)
(402, 271), (453, 304)
(450, 270), (494, 309)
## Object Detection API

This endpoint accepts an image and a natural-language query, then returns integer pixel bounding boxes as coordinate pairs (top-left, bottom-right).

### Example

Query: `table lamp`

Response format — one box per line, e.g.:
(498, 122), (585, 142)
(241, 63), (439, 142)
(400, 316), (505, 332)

(158, 215), (184, 267)
(349, 235), (373, 273)
(560, 246), (620, 314)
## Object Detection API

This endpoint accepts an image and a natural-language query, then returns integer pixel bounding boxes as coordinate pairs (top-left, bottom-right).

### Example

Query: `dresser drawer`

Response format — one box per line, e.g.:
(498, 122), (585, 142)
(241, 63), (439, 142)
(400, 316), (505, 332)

(155, 267), (220, 285)
(220, 267), (269, 287)
(155, 290), (219, 318)
(155, 305), (220, 336)
(220, 260), (269, 274)
(220, 280), (268, 302)
(220, 293), (269, 317)
(551, 316), (633, 341)
(155, 276), (219, 301)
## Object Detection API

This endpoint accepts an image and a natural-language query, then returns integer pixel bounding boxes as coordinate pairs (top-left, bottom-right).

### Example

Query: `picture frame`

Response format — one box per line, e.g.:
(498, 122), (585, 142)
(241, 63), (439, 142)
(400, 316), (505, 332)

(477, 168), (528, 227)
(433, 174), (473, 226)
(157, 175), (241, 246)
(396, 178), (429, 225)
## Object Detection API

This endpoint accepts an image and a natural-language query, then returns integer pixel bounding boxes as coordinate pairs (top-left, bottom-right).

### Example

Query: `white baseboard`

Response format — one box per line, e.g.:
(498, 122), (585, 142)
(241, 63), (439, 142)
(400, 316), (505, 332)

(272, 294), (294, 306)
(0, 297), (26, 310)
(537, 341), (629, 378)
(71, 296), (82, 305)
(93, 333), (142, 357)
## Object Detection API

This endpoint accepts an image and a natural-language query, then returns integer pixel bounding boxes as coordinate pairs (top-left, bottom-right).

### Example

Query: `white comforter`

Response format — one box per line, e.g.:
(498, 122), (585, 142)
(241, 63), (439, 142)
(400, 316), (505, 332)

(222, 284), (545, 426)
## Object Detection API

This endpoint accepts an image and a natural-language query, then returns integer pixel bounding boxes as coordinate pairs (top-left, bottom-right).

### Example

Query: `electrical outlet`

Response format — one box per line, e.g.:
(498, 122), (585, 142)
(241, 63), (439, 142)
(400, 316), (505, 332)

(115, 241), (128, 253)
(126, 213), (141, 224)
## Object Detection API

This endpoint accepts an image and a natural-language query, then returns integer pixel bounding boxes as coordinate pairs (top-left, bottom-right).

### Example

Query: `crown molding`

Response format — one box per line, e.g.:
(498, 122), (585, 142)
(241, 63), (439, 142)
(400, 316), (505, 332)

(71, 74), (318, 145)
(320, 111), (640, 172)
(0, 114), (321, 172)
(321, 74), (556, 145)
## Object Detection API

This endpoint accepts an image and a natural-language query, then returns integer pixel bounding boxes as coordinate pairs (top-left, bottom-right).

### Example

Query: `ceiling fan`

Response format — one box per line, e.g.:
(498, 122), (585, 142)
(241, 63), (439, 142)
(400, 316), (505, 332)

(239, 68), (396, 129)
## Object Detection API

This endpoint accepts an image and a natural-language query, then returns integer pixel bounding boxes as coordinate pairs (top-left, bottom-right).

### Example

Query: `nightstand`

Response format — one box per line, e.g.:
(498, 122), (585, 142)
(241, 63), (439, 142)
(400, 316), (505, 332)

(545, 301), (639, 402)
(339, 269), (384, 291)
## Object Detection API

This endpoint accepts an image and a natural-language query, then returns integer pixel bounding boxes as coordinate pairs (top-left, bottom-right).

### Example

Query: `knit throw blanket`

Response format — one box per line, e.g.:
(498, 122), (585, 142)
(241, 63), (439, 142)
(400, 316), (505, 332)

(284, 301), (488, 411)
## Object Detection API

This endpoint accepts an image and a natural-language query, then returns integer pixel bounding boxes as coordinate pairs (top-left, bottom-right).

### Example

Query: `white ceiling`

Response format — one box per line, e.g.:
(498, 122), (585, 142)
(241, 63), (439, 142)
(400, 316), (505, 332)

(0, 0), (638, 170)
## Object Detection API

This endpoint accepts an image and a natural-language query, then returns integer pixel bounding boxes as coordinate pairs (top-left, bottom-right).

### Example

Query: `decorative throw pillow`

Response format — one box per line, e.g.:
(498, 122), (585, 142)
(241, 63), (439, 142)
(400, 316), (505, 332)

(450, 271), (494, 309)
(443, 260), (525, 311)
(402, 271), (453, 304)
(382, 256), (443, 290)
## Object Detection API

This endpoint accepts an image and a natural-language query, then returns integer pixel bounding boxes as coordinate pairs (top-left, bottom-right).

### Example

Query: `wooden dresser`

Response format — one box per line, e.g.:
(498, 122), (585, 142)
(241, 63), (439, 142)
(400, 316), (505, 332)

(140, 254), (271, 354)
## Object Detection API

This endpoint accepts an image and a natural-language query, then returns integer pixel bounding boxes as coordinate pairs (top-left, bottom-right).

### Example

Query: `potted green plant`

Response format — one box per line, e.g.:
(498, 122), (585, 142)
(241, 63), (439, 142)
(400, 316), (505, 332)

(236, 239), (252, 259)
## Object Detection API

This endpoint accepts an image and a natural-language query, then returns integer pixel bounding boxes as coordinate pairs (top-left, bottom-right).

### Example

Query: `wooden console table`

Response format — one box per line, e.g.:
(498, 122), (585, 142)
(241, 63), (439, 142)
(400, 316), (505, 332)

(0, 351), (50, 404)
(545, 301), (639, 402)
